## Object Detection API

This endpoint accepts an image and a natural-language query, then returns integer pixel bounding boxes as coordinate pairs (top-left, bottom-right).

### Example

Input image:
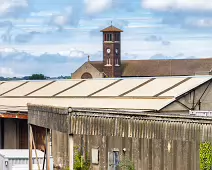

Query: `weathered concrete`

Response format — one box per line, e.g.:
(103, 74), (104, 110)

(28, 105), (212, 169)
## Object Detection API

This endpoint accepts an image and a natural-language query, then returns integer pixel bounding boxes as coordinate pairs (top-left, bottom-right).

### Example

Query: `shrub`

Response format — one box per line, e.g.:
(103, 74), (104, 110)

(73, 146), (90, 170)
(200, 142), (212, 170)
(118, 158), (135, 170)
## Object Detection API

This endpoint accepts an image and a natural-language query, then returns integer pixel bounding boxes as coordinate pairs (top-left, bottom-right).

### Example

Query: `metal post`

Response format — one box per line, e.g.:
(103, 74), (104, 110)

(46, 128), (50, 170)
(69, 134), (74, 170)
(50, 129), (52, 156)
(28, 124), (32, 170)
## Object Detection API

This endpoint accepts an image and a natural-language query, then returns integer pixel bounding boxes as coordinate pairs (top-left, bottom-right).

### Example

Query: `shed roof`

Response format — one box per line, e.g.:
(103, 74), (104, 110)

(0, 76), (211, 112)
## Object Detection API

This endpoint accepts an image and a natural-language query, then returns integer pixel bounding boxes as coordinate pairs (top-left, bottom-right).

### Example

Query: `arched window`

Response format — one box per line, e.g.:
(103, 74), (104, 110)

(81, 72), (92, 79)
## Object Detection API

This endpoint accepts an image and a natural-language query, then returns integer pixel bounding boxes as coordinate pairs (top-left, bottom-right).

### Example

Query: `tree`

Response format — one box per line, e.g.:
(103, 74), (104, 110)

(28, 74), (46, 80)
(200, 142), (212, 170)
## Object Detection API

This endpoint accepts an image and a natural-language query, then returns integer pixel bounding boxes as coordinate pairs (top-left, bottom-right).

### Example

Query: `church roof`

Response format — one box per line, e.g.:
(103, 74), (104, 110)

(100, 25), (123, 32)
(89, 58), (212, 77)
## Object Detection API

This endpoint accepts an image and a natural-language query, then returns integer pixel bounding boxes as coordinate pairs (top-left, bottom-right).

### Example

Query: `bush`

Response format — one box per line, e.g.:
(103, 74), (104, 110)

(73, 146), (90, 170)
(200, 142), (212, 170)
(118, 158), (135, 170)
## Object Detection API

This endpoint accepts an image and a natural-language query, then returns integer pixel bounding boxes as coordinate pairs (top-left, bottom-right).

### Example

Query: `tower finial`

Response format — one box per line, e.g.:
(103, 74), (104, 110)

(111, 21), (112, 26)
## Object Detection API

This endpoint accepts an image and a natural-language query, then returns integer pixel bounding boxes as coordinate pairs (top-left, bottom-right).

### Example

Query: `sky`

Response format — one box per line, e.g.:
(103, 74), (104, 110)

(0, 0), (212, 77)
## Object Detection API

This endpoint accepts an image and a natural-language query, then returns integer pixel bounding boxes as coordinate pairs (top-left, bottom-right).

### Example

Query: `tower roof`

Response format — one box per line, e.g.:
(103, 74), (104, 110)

(100, 25), (123, 32)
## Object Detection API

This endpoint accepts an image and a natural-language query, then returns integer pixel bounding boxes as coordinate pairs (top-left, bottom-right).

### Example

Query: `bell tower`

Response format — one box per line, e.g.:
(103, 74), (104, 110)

(100, 24), (123, 78)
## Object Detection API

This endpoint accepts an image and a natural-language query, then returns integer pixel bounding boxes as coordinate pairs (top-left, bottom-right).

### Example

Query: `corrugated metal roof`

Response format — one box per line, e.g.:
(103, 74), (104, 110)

(3, 81), (52, 96)
(28, 80), (81, 97)
(57, 79), (117, 96)
(0, 81), (26, 95)
(92, 78), (150, 96)
(160, 77), (211, 97)
(124, 77), (186, 97)
(0, 76), (210, 111)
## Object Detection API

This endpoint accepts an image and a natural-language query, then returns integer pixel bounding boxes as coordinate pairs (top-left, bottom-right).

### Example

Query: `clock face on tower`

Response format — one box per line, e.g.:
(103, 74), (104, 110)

(106, 48), (111, 54)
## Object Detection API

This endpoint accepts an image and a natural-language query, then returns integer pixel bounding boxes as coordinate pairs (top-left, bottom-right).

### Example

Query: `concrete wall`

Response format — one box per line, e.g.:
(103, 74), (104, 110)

(73, 135), (200, 170)
(28, 104), (212, 170)
(52, 131), (69, 169)
(72, 62), (103, 79)
(50, 115), (212, 169)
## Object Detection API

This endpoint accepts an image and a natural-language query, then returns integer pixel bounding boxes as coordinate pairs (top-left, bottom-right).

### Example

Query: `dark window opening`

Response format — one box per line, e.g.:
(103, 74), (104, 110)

(105, 33), (112, 41)
(81, 72), (92, 79)
(115, 33), (120, 41)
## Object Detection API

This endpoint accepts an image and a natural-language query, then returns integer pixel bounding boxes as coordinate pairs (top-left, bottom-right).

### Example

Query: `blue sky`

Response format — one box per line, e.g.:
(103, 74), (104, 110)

(0, 0), (212, 77)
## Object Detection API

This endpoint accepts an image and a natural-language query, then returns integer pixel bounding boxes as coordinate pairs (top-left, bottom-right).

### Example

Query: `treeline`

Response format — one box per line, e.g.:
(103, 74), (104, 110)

(0, 74), (71, 81)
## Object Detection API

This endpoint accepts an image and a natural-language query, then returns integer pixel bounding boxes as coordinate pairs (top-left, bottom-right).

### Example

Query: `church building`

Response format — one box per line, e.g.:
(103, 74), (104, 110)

(72, 25), (212, 79)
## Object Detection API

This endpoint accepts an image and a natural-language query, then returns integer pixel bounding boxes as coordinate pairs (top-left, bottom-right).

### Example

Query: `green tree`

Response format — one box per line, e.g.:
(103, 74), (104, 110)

(73, 146), (90, 170)
(28, 74), (46, 80)
(200, 142), (212, 170)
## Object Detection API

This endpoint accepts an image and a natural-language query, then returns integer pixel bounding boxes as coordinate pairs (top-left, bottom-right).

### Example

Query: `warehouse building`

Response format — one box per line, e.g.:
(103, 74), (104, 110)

(0, 76), (212, 169)
(25, 75), (212, 169)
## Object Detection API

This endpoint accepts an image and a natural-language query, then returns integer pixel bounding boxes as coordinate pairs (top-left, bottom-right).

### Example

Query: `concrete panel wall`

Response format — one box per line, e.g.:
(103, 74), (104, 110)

(51, 133), (203, 170)
(51, 117), (212, 170)
(74, 135), (201, 170)
(52, 131), (69, 169)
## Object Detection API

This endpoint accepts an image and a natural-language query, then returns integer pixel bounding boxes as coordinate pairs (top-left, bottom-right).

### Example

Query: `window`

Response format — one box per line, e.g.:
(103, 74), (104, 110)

(105, 57), (111, 66)
(104, 34), (107, 41)
(108, 151), (120, 170)
(105, 33), (112, 41)
(115, 58), (119, 66)
(115, 33), (120, 41)
(91, 148), (99, 164)
(81, 72), (92, 79)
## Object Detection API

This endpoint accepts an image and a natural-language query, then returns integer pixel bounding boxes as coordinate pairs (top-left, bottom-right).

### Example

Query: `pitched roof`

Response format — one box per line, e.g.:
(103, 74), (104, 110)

(89, 58), (212, 77)
(0, 76), (211, 112)
(100, 25), (123, 32)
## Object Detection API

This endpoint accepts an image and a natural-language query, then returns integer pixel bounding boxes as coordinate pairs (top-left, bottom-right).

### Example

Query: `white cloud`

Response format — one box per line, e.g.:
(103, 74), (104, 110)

(0, 67), (14, 76)
(30, 11), (59, 17)
(49, 6), (80, 28)
(142, 0), (212, 11)
(59, 48), (87, 58)
(0, 0), (29, 18)
(84, 0), (112, 15)
(185, 18), (212, 28)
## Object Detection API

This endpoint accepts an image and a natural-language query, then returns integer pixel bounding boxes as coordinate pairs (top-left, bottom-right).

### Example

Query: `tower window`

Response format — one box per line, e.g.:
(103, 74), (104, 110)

(105, 33), (112, 41)
(106, 57), (111, 66)
(104, 34), (107, 41)
(115, 58), (119, 66)
(115, 33), (120, 41)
